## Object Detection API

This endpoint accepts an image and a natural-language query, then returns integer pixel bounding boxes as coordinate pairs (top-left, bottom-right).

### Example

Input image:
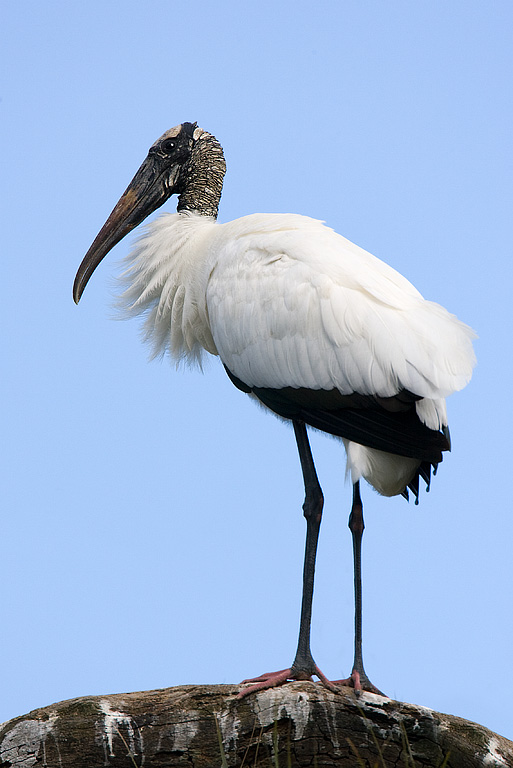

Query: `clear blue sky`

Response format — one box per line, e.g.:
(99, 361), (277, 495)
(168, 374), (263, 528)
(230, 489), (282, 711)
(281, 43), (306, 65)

(2, 0), (512, 741)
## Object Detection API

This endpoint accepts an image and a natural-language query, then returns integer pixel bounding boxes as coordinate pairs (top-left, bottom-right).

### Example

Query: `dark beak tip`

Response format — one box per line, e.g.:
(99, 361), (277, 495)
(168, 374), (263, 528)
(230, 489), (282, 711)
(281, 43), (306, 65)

(73, 148), (171, 305)
(72, 273), (85, 304)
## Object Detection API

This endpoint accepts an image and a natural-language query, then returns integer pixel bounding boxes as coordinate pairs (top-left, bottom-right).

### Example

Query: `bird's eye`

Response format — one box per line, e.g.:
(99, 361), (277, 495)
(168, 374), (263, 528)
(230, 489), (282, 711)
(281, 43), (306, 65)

(160, 139), (176, 155)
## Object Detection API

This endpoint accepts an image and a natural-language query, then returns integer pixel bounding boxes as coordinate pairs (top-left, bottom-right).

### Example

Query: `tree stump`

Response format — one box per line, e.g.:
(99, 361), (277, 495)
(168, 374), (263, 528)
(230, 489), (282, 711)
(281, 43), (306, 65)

(1, 683), (511, 767)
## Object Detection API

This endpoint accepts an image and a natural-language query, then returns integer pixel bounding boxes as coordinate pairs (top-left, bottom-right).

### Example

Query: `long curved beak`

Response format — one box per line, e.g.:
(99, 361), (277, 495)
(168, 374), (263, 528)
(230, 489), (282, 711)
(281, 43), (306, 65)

(73, 152), (179, 303)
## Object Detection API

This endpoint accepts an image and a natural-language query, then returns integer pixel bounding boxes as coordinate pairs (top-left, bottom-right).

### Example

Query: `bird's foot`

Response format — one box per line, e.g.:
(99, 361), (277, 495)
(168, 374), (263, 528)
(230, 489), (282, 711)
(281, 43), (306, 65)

(237, 665), (339, 699)
(333, 668), (386, 697)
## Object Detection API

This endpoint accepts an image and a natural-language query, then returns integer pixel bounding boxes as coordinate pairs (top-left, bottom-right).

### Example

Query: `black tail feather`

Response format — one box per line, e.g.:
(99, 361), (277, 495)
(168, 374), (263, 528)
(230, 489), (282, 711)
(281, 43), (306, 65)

(239, 383), (449, 464)
(419, 462), (432, 491)
(403, 459), (439, 505)
(223, 367), (450, 503)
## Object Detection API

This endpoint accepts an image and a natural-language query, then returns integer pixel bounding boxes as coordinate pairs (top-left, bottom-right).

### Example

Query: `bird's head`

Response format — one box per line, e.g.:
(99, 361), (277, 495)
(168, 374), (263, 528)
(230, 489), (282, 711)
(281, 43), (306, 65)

(73, 122), (225, 303)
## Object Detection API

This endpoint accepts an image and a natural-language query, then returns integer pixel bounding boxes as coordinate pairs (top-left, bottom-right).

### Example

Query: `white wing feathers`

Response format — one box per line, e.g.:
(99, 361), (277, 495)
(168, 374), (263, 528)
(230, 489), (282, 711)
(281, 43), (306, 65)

(206, 214), (476, 403)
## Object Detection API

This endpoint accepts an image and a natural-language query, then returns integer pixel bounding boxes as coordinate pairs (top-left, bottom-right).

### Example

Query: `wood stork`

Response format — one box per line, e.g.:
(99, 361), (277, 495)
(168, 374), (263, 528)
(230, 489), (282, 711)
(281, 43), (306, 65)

(74, 122), (476, 697)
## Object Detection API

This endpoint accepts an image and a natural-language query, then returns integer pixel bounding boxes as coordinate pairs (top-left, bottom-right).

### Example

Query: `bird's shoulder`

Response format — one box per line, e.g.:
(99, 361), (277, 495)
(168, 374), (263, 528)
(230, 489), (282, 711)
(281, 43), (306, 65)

(211, 212), (423, 307)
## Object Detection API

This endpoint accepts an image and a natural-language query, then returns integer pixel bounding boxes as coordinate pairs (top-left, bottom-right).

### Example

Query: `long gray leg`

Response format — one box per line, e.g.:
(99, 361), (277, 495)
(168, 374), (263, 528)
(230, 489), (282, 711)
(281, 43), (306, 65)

(335, 481), (384, 695)
(290, 420), (328, 680)
(238, 420), (337, 697)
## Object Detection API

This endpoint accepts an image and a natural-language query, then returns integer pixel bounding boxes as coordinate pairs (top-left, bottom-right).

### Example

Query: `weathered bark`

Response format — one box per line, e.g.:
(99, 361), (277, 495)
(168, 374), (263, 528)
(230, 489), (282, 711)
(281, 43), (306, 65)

(0, 683), (511, 767)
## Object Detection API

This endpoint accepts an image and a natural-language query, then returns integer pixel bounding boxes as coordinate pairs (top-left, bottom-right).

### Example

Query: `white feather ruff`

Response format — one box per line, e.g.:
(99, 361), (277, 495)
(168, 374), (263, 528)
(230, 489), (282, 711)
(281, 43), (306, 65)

(118, 212), (219, 366)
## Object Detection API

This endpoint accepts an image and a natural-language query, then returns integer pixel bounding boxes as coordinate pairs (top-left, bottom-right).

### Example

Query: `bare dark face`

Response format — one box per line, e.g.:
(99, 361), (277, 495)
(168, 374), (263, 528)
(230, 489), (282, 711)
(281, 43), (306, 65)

(73, 124), (196, 303)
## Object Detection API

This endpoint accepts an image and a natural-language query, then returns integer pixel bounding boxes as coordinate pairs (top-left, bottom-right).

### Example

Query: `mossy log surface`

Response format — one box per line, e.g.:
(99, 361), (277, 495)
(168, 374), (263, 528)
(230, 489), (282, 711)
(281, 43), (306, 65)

(1, 683), (511, 767)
